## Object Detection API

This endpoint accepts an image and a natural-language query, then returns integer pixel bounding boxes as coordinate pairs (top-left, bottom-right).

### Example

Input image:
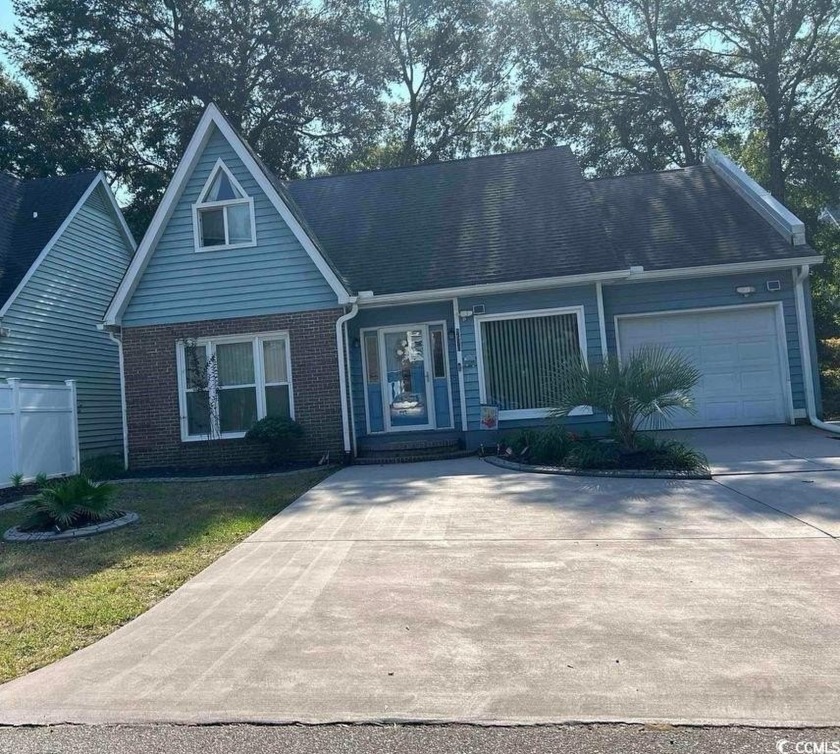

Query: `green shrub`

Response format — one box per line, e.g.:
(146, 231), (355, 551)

(245, 417), (304, 460)
(501, 426), (572, 465)
(80, 454), (125, 481)
(623, 436), (709, 473)
(21, 476), (118, 532)
(9, 473), (23, 488)
(565, 439), (620, 469)
(531, 426), (573, 465)
(501, 428), (540, 456)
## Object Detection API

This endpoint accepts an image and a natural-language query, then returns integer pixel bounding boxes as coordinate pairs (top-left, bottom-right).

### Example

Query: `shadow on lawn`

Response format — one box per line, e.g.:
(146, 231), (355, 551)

(0, 471), (333, 584)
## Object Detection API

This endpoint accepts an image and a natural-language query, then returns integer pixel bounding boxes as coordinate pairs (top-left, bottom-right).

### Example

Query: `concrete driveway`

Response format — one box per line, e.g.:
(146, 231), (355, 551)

(1, 438), (839, 727)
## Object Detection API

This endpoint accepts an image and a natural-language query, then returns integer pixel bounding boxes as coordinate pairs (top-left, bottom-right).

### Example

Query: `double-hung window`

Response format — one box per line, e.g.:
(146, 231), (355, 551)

(192, 160), (255, 251)
(476, 307), (590, 419)
(178, 333), (293, 441)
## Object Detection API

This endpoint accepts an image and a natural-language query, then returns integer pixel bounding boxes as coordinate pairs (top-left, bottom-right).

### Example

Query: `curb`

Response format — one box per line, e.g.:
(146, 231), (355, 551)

(110, 465), (338, 484)
(483, 455), (712, 480)
(4, 511), (140, 543)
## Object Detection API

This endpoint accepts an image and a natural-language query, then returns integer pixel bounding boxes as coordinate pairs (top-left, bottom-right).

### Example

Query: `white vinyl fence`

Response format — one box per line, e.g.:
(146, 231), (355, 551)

(0, 379), (80, 489)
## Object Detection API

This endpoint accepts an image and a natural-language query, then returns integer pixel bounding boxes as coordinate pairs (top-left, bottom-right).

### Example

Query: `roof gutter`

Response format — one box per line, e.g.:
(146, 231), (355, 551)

(793, 265), (840, 435)
(354, 257), (825, 307)
(356, 270), (633, 307)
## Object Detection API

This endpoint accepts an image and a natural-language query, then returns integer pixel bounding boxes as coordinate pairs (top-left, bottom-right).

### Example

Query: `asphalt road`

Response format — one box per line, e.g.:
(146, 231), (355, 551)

(1, 725), (839, 754)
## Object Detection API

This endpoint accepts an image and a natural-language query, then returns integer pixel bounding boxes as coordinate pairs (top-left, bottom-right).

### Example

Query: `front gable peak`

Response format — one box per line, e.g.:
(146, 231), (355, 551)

(105, 104), (351, 326)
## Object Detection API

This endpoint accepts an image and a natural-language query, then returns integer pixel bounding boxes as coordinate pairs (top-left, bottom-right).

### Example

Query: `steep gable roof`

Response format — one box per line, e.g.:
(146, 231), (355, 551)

(285, 148), (622, 296)
(587, 165), (815, 272)
(104, 104), (351, 325)
(0, 172), (101, 308)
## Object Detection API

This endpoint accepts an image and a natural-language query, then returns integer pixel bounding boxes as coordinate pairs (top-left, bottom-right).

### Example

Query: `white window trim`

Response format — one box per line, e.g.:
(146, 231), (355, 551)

(176, 331), (294, 442)
(191, 159), (257, 253)
(474, 306), (593, 420)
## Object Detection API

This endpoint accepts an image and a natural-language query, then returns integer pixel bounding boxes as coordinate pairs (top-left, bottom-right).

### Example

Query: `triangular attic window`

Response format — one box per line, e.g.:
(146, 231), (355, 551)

(202, 168), (244, 202)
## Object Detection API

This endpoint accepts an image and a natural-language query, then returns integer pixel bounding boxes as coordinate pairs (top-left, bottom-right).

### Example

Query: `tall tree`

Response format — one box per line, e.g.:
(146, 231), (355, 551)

(515, 0), (729, 175)
(689, 0), (839, 202)
(330, 0), (514, 170)
(0, 66), (97, 178)
(5, 0), (382, 231)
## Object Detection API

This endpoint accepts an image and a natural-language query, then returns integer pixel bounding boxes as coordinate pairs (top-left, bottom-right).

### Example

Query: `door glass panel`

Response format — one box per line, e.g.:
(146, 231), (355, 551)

(431, 328), (446, 378)
(383, 329), (429, 427)
(364, 333), (380, 383)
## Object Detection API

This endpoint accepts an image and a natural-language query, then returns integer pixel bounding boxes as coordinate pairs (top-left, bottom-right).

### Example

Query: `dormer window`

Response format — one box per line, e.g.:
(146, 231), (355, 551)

(193, 160), (255, 251)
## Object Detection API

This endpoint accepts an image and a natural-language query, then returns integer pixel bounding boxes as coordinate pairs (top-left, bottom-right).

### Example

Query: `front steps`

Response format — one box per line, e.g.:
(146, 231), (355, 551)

(354, 437), (474, 465)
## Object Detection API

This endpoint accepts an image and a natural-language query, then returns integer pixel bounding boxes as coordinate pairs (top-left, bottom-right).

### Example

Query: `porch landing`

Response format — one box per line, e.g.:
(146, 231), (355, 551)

(355, 430), (472, 464)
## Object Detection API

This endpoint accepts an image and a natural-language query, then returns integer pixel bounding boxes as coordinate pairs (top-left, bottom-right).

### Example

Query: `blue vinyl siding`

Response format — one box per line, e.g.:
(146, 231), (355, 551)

(458, 285), (604, 431)
(0, 185), (133, 457)
(602, 271), (806, 411)
(348, 302), (459, 439)
(122, 126), (339, 326)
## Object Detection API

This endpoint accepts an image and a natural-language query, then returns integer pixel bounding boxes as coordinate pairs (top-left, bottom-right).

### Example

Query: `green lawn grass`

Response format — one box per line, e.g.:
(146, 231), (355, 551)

(820, 338), (840, 420)
(0, 469), (332, 683)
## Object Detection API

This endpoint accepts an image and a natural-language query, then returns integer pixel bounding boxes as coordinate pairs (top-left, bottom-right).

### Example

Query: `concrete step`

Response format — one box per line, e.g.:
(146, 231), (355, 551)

(353, 449), (476, 465)
(358, 437), (461, 454)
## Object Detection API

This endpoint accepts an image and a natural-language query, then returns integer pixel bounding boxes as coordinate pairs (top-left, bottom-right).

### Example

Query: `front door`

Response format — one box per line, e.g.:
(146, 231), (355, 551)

(379, 325), (435, 431)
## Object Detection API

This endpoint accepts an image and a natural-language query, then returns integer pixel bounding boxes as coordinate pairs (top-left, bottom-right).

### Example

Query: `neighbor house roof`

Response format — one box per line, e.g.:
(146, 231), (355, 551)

(587, 165), (813, 272)
(285, 147), (622, 296)
(0, 172), (100, 307)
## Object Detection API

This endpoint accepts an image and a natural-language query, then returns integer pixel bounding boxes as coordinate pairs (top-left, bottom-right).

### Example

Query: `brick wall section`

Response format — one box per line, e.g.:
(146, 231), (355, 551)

(122, 309), (345, 470)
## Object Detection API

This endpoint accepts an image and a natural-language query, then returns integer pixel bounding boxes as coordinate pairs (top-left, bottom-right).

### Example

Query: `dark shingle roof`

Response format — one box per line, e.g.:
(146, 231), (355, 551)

(285, 147), (622, 295)
(588, 165), (812, 271)
(0, 172), (98, 308)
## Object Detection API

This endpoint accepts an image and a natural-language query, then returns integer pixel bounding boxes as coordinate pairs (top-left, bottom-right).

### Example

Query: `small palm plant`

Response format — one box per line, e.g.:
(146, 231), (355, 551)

(22, 476), (118, 532)
(551, 346), (701, 451)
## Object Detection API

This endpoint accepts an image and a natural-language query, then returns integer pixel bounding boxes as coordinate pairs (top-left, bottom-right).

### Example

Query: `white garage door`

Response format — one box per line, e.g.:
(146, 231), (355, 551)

(617, 306), (789, 428)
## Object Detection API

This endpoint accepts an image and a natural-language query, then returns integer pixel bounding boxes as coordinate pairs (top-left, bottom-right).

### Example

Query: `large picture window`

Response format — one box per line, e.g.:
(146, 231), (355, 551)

(178, 333), (293, 441)
(477, 308), (589, 419)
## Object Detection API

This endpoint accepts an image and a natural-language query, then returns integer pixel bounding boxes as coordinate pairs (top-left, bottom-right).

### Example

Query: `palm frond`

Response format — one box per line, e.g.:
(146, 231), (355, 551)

(548, 345), (700, 449)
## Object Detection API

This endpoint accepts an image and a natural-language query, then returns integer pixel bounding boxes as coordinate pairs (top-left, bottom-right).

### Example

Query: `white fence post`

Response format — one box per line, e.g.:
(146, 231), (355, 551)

(8, 378), (21, 477)
(65, 379), (81, 475)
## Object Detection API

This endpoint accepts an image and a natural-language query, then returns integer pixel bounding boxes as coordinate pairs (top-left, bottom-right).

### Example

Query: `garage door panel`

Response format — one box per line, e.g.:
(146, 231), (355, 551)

(705, 401), (742, 423)
(618, 307), (788, 429)
(738, 341), (775, 362)
(740, 369), (780, 391)
(700, 343), (737, 365)
(702, 372), (740, 392)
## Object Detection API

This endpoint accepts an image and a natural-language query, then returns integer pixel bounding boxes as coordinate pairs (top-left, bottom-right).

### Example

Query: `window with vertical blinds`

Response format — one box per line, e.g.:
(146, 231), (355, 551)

(479, 311), (583, 413)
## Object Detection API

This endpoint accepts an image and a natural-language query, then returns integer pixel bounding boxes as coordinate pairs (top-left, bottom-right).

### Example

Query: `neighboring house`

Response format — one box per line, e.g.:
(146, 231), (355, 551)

(104, 104), (823, 469)
(0, 172), (136, 459)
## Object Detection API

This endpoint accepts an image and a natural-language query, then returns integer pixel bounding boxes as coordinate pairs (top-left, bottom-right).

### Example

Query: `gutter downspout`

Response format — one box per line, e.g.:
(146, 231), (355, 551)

(793, 265), (840, 434)
(452, 298), (469, 433)
(103, 327), (130, 470)
(336, 301), (359, 458)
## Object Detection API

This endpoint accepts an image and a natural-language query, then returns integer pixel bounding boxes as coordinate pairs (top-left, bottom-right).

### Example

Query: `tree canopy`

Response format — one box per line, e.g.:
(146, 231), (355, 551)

(1, 0), (837, 324)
